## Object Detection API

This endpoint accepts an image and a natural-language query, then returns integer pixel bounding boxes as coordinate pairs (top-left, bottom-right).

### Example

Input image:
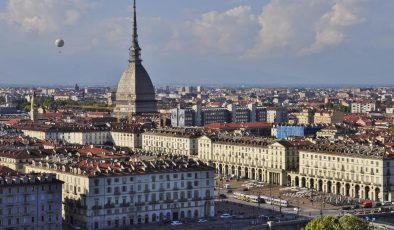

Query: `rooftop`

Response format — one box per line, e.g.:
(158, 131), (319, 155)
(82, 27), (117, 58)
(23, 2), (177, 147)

(30, 155), (213, 178)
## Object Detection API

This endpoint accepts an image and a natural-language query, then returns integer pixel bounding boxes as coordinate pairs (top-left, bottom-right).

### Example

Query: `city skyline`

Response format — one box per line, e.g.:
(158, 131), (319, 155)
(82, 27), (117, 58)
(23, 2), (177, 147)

(1, 0), (394, 86)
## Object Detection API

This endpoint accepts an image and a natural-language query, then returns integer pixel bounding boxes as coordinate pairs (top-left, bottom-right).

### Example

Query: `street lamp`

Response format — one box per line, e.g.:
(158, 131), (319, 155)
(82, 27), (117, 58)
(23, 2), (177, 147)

(269, 180), (274, 212)
(279, 193), (282, 215)
(297, 194), (300, 219)
(320, 194), (325, 218)
(311, 187), (314, 206)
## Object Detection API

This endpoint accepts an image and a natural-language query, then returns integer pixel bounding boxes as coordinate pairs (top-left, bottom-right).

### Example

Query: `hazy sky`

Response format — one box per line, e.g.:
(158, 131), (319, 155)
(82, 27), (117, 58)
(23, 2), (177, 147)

(0, 0), (394, 87)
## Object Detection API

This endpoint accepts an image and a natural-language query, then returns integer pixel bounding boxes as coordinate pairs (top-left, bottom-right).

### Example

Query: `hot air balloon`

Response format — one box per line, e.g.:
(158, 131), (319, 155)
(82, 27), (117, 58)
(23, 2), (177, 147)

(55, 39), (65, 48)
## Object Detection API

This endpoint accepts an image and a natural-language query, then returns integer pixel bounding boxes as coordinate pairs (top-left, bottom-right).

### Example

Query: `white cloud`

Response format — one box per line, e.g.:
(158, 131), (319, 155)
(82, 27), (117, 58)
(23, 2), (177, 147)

(167, 6), (259, 55)
(0, 0), (96, 33)
(165, 0), (368, 58)
(300, 1), (364, 55)
(0, 0), (372, 58)
(65, 10), (80, 25)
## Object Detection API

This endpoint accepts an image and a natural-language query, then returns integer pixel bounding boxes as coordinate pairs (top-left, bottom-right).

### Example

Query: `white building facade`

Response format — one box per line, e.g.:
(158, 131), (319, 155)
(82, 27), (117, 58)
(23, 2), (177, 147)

(25, 156), (215, 230)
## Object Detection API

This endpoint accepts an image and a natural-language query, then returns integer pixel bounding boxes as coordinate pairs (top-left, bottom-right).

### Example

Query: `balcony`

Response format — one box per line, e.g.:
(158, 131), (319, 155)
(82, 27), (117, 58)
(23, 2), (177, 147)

(144, 189), (150, 193)
(149, 201), (159, 205)
(120, 202), (130, 208)
(204, 196), (213, 200)
(92, 205), (102, 210)
(173, 187), (179, 191)
(164, 199), (174, 203)
(129, 191), (136, 195)
(187, 185), (193, 189)
(114, 191), (121, 196)
(135, 202), (145, 206)
(104, 203), (115, 209)
(179, 198), (187, 202)
(192, 197), (202, 201)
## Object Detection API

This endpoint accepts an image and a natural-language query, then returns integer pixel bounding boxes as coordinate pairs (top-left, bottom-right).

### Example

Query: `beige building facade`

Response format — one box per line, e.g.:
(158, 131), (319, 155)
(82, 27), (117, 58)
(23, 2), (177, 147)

(142, 129), (202, 156)
(20, 126), (142, 149)
(198, 136), (298, 186)
(288, 144), (394, 202)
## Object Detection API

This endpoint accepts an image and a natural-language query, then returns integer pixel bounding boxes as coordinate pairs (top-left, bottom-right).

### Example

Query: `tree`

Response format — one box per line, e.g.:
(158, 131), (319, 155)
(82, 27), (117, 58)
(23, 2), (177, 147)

(304, 216), (341, 230)
(339, 215), (369, 230)
(304, 215), (369, 230)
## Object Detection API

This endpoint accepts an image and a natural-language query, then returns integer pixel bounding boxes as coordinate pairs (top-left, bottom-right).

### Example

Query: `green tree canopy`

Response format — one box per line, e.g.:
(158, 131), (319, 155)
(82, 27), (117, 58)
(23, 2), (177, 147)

(339, 215), (369, 230)
(304, 215), (369, 230)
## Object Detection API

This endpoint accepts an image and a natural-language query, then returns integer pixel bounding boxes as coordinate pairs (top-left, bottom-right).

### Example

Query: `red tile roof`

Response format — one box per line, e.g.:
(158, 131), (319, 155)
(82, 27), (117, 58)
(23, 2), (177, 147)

(206, 122), (272, 129)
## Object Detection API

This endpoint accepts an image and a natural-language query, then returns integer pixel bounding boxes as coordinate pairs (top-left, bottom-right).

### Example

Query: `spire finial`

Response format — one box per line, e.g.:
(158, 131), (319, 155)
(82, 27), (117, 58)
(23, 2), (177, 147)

(129, 0), (141, 63)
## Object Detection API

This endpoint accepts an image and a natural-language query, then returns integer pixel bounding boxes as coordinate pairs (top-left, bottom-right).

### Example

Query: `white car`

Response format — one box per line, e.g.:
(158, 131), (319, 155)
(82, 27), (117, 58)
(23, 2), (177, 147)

(198, 219), (207, 223)
(170, 221), (183, 226)
(220, 213), (232, 219)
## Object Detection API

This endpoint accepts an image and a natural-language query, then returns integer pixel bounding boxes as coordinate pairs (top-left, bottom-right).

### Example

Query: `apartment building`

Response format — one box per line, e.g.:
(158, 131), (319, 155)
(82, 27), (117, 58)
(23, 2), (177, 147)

(313, 111), (344, 124)
(0, 170), (63, 230)
(170, 103), (268, 127)
(266, 108), (288, 123)
(142, 128), (203, 156)
(18, 124), (143, 149)
(294, 109), (314, 125)
(351, 102), (376, 114)
(288, 142), (394, 202)
(0, 148), (45, 172)
(198, 135), (298, 185)
(25, 156), (215, 230)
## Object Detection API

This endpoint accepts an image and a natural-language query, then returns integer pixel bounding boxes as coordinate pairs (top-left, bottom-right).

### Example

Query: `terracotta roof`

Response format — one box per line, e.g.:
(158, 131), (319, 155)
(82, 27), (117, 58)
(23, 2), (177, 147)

(0, 166), (16, 175)
(206, 122), (272, 129)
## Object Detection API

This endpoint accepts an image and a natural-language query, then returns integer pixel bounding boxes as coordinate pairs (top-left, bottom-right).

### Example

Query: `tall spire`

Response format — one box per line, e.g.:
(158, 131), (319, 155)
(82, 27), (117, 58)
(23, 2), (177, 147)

(129, 0), (142, 63)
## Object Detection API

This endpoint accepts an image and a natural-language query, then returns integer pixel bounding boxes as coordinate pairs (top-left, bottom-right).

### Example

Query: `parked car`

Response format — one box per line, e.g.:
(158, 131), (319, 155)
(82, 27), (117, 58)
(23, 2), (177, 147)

(198, 219), (208, 223)
(383, 201), (392, 206)
(375, 202), (382, 207)
(267, 216), (277, 221)
(220, 213), (232, 219)
(243, 188), (249, 192)
(294, 207), (301, 212)
(170, 220), (183, 226)
(259, 215), (268, 221)
(158, 220), (171, 226)
(227, 189), (233, 194)
(218, 194), (227, 199)
(352, 204), (360, 209)
(341, 206), (351, 210)
(361, 201), (373, 208)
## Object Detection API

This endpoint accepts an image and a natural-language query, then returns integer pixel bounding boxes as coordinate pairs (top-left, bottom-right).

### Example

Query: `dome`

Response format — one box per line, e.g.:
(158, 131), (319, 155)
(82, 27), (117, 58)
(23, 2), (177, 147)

(114, 62), (157, 116)
(116, 63), (155, 102)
